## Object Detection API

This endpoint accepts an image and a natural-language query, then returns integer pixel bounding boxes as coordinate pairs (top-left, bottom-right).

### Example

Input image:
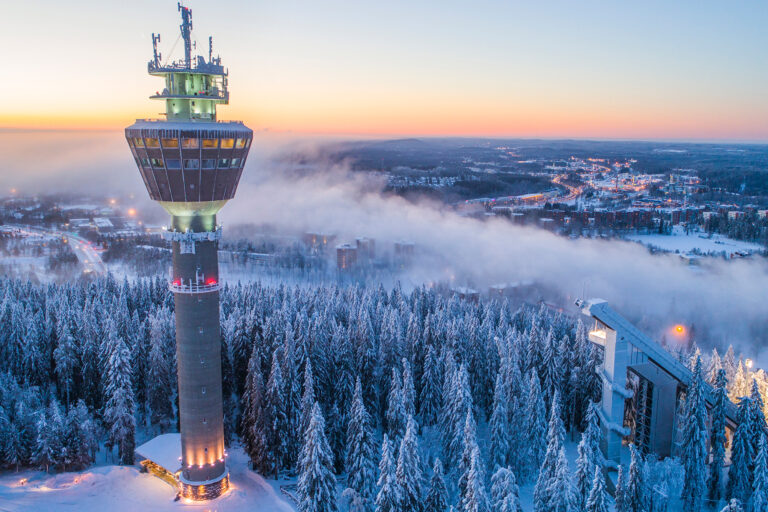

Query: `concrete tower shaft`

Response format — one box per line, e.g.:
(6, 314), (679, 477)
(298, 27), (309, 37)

(124, 4), (251, 501)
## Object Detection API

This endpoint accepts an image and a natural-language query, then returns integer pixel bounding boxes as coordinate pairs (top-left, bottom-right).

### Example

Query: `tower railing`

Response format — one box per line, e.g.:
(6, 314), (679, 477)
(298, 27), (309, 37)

(169, 269), (221, 294)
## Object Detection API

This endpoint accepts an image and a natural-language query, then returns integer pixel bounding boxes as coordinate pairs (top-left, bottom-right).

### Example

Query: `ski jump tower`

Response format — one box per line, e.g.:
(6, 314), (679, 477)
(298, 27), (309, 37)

(126, 3), (252, 500)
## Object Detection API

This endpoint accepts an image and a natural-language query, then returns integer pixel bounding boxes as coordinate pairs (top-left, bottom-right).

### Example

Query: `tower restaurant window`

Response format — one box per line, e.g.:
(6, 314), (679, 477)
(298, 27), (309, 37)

(220, 138), (235, 149)
(202, 138), (218, 149)
(162, 138), (179, 148)
(182, 138), (199, 149)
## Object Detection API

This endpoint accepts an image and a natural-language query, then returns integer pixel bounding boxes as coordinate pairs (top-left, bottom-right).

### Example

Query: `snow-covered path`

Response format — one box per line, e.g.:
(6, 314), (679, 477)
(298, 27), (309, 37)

(0, 447), (295, 512)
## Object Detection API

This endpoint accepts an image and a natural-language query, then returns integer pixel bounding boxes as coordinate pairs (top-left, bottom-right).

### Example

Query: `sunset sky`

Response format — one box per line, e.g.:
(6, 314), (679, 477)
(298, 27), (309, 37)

(2, 0), (767, 140)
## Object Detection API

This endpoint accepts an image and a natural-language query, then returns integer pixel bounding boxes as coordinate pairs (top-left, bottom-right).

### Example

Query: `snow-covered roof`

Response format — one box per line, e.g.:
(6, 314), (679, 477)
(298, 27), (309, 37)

(135, 433), (181, 474)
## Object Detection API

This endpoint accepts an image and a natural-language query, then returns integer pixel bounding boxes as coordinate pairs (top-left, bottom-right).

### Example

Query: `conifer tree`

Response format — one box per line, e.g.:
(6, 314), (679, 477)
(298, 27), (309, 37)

(525, 370), (547, 481)
(386, 368), (407, 449)
(459, 445), (490, 512)
(419, 346), (442, 427)
(489, 370), (511, 470)
(585, 467), (608, 512)
(300, 359), (316, 437)
(425, 459), (449, 512)
(401, 358), (416, 419)
(242, 346), (268, 471)
(681, 357), (708, 512)
(614, 465), (628, 512)
(574, 402), (603, 510)
(709, 368), (728, 503)
(264, 352), (288, 478)
(625, 444), (647, 512)
(751, 435), (768, 512)
(147, 323), (173, 429)
(727, 397), (755, 504)
(103, 334), (135, 465)
(297, 402), (337, 512)
(459, 409), (480, 501)
(545, 447), (575, 512)
(346, 378), (377, 512)
(375, 434), (400, 512)
(446, 364), (473, 471)
(396, 416), (424, 512)
(534, 391), (565, 509)
(490, 467), (522, 512)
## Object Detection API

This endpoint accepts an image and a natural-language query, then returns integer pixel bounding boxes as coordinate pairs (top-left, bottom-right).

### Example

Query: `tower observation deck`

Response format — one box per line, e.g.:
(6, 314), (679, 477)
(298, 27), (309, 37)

(125, 3), (252, 501)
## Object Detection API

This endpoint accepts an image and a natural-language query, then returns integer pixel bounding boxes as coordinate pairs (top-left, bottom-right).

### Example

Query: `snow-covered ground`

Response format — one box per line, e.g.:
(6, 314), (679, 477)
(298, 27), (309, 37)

(625, 226), (764, 256)
(0, 447), (295, 512)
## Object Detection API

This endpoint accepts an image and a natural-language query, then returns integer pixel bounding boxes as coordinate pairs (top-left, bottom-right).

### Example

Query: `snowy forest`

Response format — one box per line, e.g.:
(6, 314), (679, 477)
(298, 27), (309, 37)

(0, 275), (765, 512)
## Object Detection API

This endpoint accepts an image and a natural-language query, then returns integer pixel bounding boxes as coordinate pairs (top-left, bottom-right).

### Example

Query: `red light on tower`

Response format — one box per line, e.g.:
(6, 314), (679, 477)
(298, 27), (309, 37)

(205, 277), (217, 286)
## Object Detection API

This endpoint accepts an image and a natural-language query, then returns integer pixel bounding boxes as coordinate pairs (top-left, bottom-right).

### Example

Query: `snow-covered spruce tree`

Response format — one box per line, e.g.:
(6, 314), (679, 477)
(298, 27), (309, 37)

(425, 459), (449, 512)
(750, 379), (767, 452)
(34, 402), (63, 472)
(242, 345), (269, 472)
(625, 444), (648, 512)
(53, 318), (77, 408)
(574, 402), (604, 511)
(328, 399), (347, 474)
(489, 370), (511, 470)
(346, 378), (377, 512)
(264, 351), (288, 478)
(63, 400), (98, 470)
(419, 346), (442, 428)
(709, 368), (728, 503)
(681, 357), (708, 512)
(386, 368), (407, 450)
(545, 446), (575, 512)
(614, 465), (629, 512)
(751, 434), (768, 512)
(525, 369), (547, 482)
(446, 364), (473, 471)
(297, 402), (337, 512)
(439, 351), (458, 462)
(103, 334), (136, 465)
(490, 466), (522, 512)
(300, 359), (316, 438)
(727, 397), (755, 504)
(396, 416), (424, 512)
(585, 466), (608, 512)
(458, 407), (482, 500)
(707, 349), (722, 385)
(401, 358), (416, 419)
(147, 319), (173, 430)
(375, 434), (400, 512)
(539, 329), (560, 407)
(730, 362), (750, 403)
(459, 445), (490, 512)
(534, 391), (565, 510)
(281, 334), (302, 469)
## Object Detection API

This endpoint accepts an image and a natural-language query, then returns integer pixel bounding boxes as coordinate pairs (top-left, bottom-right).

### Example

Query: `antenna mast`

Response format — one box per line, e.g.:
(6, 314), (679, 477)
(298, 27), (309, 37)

(152, 33), (162, 67)
(209, 36), (213, 64)
(178, 2), (193, 68)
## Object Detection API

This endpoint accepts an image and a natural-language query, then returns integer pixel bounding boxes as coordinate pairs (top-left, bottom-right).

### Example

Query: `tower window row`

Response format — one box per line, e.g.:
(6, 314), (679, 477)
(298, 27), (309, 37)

(131, 137), (250, 150)
(138, 157), (243, 170)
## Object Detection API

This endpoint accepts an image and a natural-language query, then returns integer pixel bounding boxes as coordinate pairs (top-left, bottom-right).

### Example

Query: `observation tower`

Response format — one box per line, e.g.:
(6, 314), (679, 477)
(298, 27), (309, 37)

(125, 3), (252, 500)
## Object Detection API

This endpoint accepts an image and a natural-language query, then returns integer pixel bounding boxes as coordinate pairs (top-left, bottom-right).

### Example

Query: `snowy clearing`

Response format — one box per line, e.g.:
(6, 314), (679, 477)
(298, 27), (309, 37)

(0, 447), (295, 512)
(625, 226), (763, 256)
